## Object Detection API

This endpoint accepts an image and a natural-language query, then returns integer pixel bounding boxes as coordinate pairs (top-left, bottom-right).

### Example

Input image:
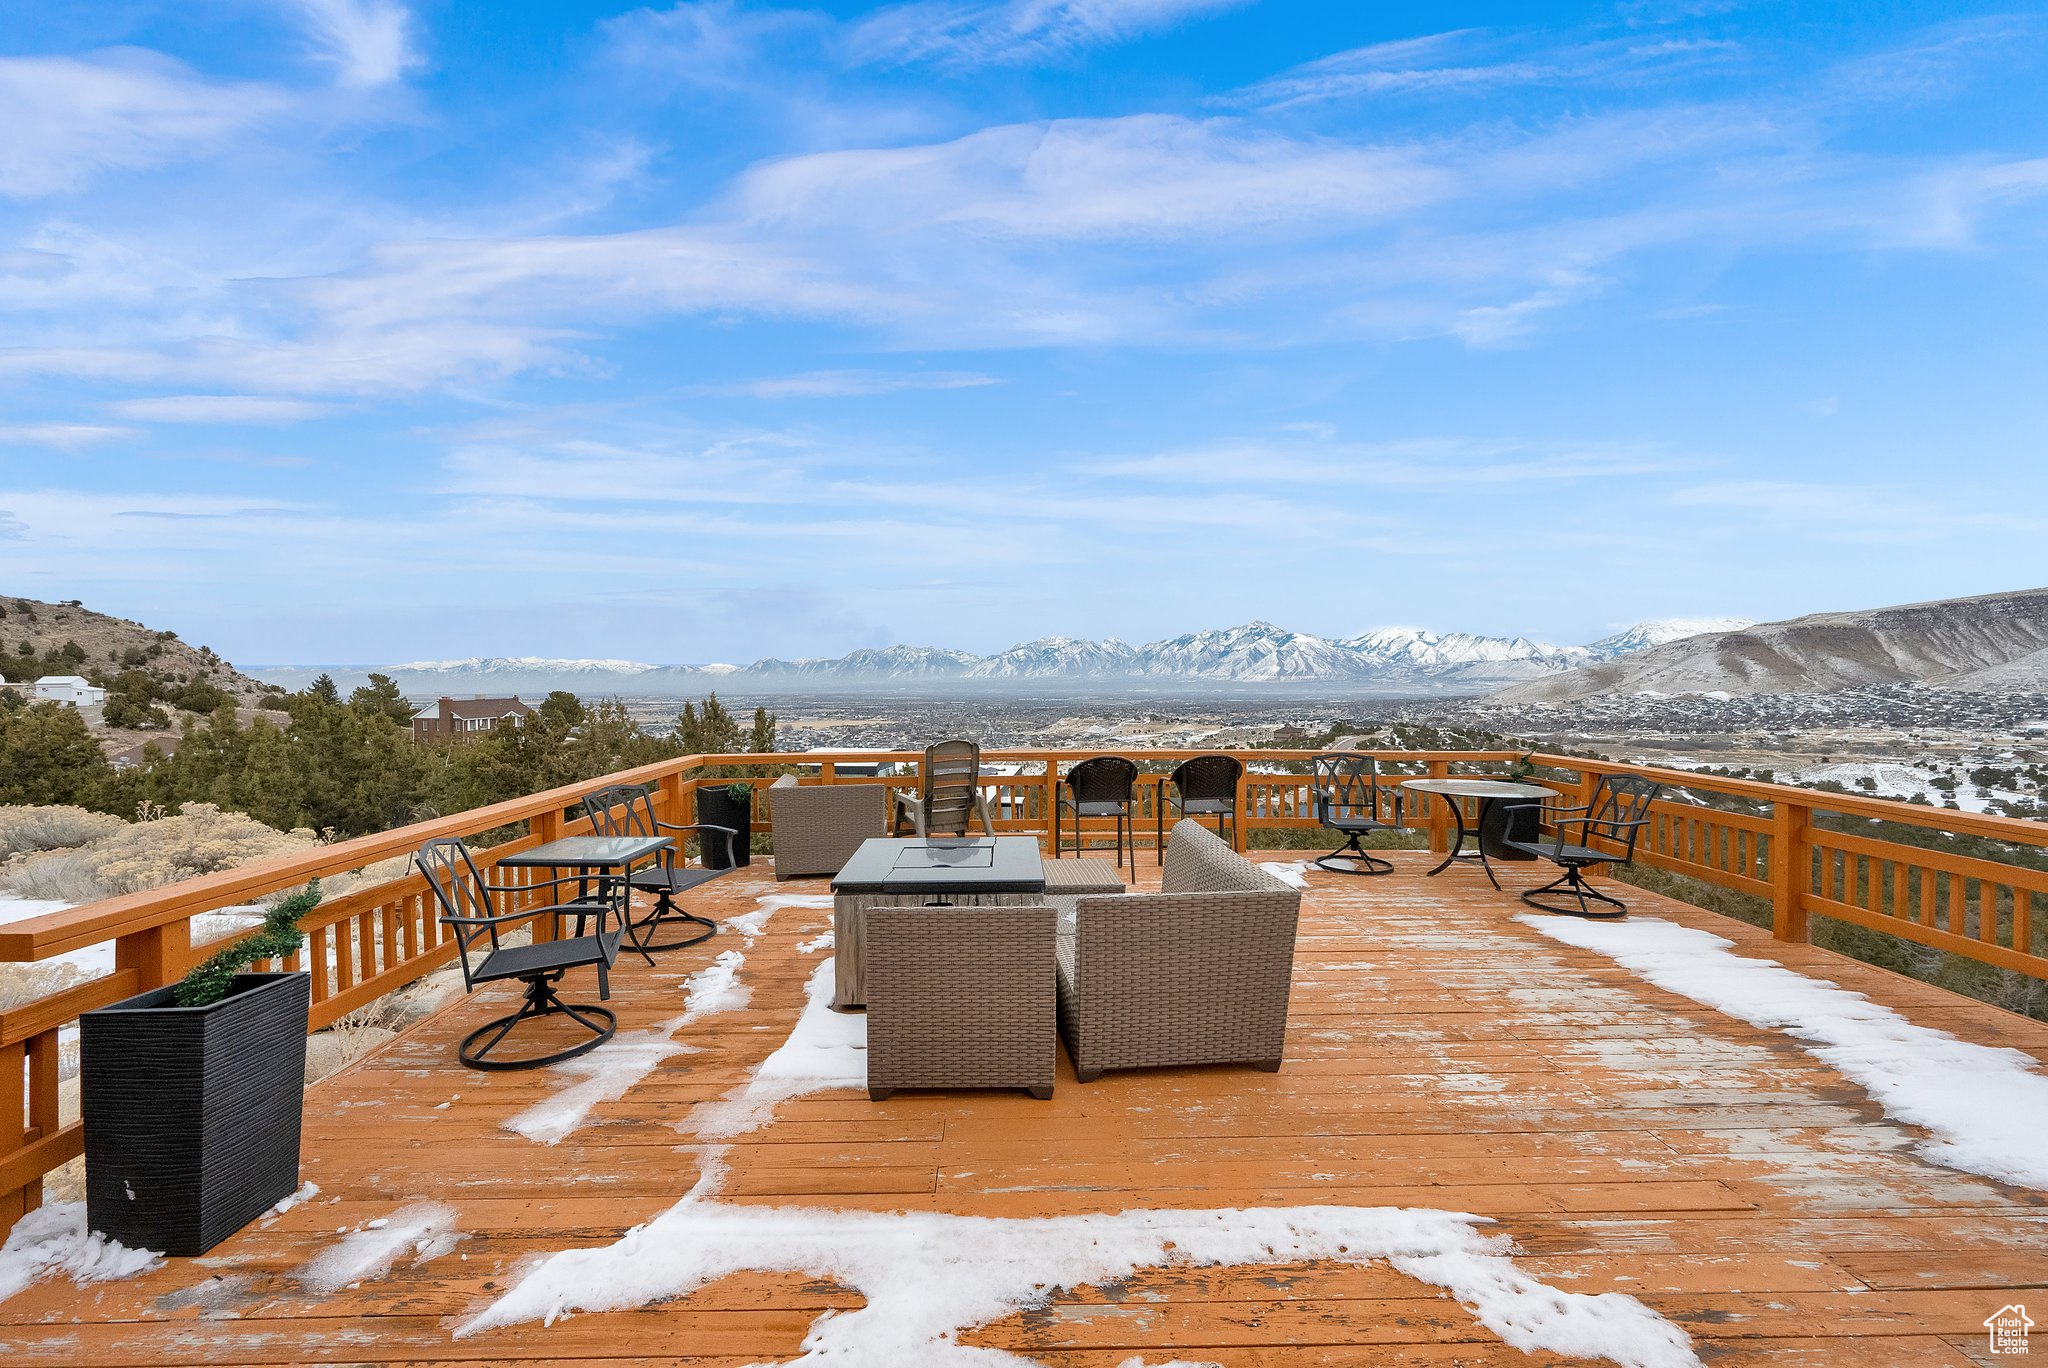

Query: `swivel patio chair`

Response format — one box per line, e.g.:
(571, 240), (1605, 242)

(580, 783), (733, 954)
(417, 837), (622, 1071)
(1155, 753), (1242, 863)
(1310, 752), (1403, 876)
(1057, 755), (1138, 867)
(891, 739), (995, 838)
(1502, 774), (1661, 919)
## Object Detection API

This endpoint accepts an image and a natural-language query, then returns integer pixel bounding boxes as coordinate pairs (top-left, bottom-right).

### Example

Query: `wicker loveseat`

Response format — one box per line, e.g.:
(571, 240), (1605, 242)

(767, 775), (888, 881)
(1057, 818), (1301, 1082)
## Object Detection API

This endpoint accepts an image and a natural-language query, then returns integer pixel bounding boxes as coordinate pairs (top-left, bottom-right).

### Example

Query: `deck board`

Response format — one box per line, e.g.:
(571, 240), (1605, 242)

(6, 851), (2045, 1365)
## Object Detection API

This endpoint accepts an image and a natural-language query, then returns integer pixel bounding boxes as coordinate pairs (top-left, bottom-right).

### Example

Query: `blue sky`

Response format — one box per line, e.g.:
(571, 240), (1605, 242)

(1, 1), (2044, 667)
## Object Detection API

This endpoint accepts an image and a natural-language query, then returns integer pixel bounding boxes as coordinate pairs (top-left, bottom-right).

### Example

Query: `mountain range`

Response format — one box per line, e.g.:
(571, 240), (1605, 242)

(1493, 588), (2048, 701)
(252, 617), (1753, 696)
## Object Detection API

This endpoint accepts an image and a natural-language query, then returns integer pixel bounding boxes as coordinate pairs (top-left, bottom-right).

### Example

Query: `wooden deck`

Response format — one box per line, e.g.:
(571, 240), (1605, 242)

(6, 852), (2046, 1366)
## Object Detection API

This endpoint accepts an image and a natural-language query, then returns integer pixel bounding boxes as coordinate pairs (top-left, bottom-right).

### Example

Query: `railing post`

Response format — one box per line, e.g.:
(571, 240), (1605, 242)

(1425, 757), (1450, 854)
(1042, 752), (1059, 855)
(114, 920), (191, 993)
(820, 761), (837, 784)
(1771, 797), (1811, 943)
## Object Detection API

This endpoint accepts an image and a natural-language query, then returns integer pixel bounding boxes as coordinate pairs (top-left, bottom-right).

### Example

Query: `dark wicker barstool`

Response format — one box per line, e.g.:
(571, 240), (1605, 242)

(1156, 753), (1243, 863)
(1503, 774), (1661, 918)
(579, 783), (731, 952)
(416, 837), (622, 1070)
(1310, 752), (1403, 875)
(1057, 755), (1138, 867)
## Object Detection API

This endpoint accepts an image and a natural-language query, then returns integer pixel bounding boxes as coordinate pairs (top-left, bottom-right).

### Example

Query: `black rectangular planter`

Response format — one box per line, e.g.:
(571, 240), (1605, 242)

(80, 971), (310, 1256)
(696, 787), (753, 868)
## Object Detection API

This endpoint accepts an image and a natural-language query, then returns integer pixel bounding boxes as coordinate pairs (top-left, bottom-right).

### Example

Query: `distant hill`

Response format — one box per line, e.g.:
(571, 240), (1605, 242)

(0, 594), (285, 754)
(255, 616), (1744, 696)
(1491, 589), (2048, 702)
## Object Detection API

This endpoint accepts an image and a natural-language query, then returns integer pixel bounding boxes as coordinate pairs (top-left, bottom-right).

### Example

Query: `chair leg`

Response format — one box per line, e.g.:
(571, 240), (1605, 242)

(459, 973), (617, 1071)
(1519, 865), (1628, 919)
(634, 885), (718, 952)
(1314, 832), (1394, 876)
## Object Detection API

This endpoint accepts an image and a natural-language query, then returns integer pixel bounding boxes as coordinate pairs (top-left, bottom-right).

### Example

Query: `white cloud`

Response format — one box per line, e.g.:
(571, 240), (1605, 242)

(0, 54), (287, 198)
(696, 369), (1000, 398)
(107, 395), (337, 424)
(850, 0), (1249, 68)
(0, 423), (132, 450)
(288, 0), (422, 89)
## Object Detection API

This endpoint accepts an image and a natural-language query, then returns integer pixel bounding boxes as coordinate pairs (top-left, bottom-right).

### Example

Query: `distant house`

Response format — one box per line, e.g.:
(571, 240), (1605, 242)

(34, 675), (106, 707)
(412, 695), (535, 743)
(110, 737), (180, 771)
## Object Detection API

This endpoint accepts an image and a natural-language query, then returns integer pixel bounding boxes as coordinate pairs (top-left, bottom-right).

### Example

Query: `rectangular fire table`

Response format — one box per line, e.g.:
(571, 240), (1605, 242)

(828, 836), (1046, 1009)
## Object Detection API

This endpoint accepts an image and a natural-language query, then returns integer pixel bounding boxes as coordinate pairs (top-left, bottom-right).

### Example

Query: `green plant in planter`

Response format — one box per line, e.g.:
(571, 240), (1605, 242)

(174, 880), (320, 1008)
(723, 782), (752, 804)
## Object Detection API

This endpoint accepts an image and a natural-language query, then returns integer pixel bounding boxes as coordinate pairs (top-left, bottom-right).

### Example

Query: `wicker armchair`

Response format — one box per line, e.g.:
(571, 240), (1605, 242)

(1058, 819), (1299, 1082)
(767, 774), (887, 880)
(865, 904), (1057, 1100)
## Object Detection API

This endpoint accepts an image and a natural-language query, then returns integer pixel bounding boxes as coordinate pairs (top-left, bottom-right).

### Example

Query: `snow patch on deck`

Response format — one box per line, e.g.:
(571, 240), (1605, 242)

(678, 949), (751, 1022)
(1522, 914), (2048, 1191)
(505, 1033), (700, 1145)
(461, 1195), (1700, 1367)
(295, 1202), (463, 1294)
(727, 893), (833, 945)
(686, 957), (865, 1139)
(1260, 860), (1312, 889)
(0, 1202), (161, 1303)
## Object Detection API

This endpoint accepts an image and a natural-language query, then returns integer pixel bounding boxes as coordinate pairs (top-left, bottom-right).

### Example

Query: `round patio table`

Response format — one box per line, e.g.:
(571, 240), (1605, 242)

(1398, 778), (1554, 891)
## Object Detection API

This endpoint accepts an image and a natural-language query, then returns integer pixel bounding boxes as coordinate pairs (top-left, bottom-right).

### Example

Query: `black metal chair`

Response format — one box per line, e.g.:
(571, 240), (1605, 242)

(1156, 754), (1242, 863)
(1310, 753), (1403, 876)
(580, 783), (732, 954)
(417, 837), (623, 1071)
(1057, 756), (1138, 867)
(1502, 774), (1661, 919)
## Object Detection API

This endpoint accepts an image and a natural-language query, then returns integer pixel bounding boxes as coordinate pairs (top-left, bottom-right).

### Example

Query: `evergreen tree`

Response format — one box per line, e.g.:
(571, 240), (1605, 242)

(747, 705), (778, 754)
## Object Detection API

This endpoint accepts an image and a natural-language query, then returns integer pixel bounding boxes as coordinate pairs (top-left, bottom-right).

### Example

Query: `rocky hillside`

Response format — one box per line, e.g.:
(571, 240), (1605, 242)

(0, 595), (285, 751)
(1492, 588), (2048, 702)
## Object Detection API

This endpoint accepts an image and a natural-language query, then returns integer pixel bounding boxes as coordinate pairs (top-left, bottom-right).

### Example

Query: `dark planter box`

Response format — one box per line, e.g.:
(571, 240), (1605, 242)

(1479, 797), (1542, 861)
(80, 972), (310, 1256)
(696, 787), (753, 868)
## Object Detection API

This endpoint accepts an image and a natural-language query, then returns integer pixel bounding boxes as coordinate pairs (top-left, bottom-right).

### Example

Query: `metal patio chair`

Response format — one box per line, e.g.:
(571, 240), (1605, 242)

(1057, 755), (1138, 867)
(1502, 774), (1661, 919)
(580, 783), (733, 953)
(417, 837), (622, 1071)
(1310, 752), (1403, 876)
(892, 739), (996, 838)
(1155, 754), (1242, 863)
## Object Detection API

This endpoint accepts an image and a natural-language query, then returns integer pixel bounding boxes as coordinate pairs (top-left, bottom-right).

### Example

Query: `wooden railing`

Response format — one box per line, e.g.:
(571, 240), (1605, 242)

(4, 746), (2045, 1234)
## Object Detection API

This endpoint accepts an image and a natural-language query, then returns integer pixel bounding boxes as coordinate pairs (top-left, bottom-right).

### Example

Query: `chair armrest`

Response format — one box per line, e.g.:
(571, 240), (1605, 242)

(479, 872), (619, 898)
(657, 820), (738, 863)
(440, 901), (613, 932)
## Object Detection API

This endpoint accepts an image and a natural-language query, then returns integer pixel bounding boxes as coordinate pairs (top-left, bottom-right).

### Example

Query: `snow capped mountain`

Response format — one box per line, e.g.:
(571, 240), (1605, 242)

(386, 656), (668, 677)
(1343, 628), (1590, 670)
(1134, 622), (1370, 681)
(1584, 618), (1756, 660)
(271, 616), (1731, 695)
(966, 636), (1139, 678)
(749, 645), (980, 680)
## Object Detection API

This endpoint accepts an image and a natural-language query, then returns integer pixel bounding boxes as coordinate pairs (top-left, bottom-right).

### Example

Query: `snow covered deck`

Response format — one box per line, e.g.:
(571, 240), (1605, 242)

(6, 853), (2048, 1366)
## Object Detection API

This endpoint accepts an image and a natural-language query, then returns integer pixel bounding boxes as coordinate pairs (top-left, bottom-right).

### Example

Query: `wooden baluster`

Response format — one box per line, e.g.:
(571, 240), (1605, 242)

(1771, 797), (1811, 943)
(24, 1032), (58, 1216)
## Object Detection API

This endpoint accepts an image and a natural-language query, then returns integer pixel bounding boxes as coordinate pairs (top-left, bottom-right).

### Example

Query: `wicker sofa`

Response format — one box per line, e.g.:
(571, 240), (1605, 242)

(1057, 818), (1300, 1082)
(767, 774), (888, 881)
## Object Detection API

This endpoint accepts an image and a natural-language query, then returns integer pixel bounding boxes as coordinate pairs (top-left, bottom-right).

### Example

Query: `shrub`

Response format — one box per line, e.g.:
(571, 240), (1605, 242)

(175, 882), (318, 1008)
(0, 802), (315, 901)
(0, 805), (124, 861)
